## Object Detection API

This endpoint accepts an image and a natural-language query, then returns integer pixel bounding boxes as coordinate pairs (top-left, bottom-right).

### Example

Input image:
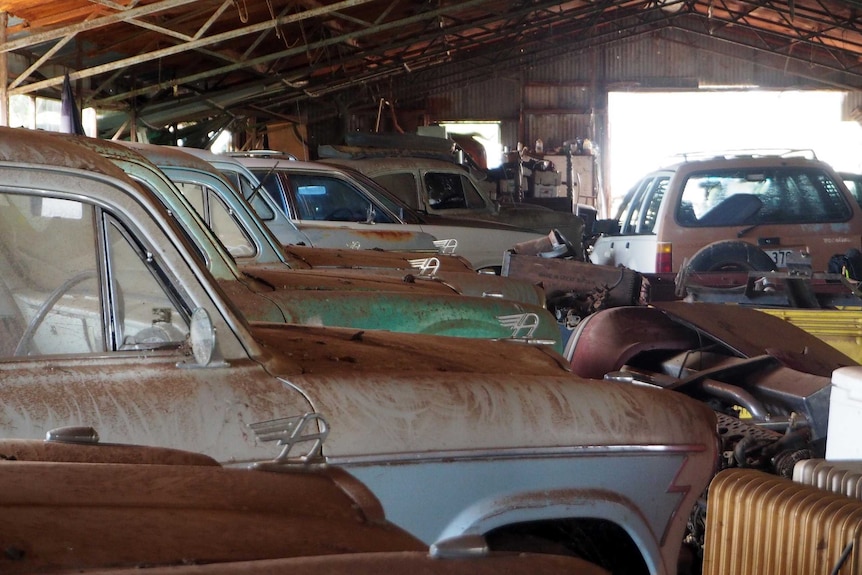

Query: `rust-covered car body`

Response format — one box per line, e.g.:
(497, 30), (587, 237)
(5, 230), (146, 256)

(55, 135), (561, 347)
(0, 433), (608, 575)
(321, 154), (585, 255)
(175, 146), (448, 255)
(215, 153), (550, 272)
(123, 142), (547, 308)
(0, 126), (718, 575)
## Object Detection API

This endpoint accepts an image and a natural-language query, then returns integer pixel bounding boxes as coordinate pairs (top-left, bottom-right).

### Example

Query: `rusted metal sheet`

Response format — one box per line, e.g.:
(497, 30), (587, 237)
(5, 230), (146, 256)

(0, 445), (423, 574)
(502, 253), (645, 308)
(100, 553), (612, 575)
(652, 301), (857, 373)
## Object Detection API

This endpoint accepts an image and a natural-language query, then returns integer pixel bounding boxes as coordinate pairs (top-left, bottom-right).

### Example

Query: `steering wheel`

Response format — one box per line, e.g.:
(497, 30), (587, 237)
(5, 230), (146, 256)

(14, 269), (98, 356)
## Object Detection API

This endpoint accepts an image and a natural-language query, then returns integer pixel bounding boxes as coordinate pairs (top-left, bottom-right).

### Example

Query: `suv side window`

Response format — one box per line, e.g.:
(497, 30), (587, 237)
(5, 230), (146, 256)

(639, 177), (669, 233)
(611, 176), (669, 235)
(679, 167), (852, 227)
(0, 193), (188, 357)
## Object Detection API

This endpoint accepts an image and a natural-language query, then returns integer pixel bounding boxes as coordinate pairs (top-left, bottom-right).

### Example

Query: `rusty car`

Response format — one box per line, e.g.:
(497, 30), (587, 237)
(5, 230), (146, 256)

(320, 154), (585, 257)
(0, 126), (719, 575)
(215, 153), (552, 272)
(0, 427), (608, 575)
(52, 134), (563, 348)
(123, 142), (549, 309)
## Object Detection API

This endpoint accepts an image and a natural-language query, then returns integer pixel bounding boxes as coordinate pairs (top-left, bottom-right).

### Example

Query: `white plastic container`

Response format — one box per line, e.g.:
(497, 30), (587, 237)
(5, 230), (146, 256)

(826, 366), (862, 459)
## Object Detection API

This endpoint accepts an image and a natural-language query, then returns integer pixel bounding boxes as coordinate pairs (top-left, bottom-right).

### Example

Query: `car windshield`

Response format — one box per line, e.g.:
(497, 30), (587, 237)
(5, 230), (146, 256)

(677, 166), (852, 227)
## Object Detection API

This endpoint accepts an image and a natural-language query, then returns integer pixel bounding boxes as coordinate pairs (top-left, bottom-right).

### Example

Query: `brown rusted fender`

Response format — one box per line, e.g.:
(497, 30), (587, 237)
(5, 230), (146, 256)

(0, 442), (421, 574)
(60, 552), (610, 575)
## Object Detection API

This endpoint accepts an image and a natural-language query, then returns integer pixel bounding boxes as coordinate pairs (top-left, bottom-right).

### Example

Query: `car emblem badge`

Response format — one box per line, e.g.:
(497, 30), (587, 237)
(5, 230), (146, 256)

(497, 313), (541, 338)
(248, 412), (329, 464)
(408, 257), (441, 276)
(433, 238), (458, 254)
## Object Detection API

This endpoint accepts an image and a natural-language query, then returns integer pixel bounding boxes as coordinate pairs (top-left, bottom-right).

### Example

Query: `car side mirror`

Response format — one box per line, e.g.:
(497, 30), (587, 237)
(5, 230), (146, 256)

(180, 308), (227, 369)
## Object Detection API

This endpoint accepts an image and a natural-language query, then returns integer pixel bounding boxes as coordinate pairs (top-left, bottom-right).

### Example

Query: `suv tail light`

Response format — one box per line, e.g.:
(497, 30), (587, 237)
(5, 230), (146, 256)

(656, 243), (672, 273)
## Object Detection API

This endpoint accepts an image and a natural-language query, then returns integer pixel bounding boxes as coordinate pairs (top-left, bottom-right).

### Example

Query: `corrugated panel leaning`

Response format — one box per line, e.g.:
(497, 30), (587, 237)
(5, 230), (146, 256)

(703, 468), (862, 575)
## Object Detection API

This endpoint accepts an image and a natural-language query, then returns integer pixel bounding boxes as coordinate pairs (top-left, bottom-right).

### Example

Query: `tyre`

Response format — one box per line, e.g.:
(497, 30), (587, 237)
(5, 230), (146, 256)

(687, 240), (777, 273)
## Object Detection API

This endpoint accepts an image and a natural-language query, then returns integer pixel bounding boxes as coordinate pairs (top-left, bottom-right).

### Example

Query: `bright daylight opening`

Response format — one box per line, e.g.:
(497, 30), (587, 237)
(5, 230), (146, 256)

(608, 90), (862, 217)
(440, 122), (503, 168)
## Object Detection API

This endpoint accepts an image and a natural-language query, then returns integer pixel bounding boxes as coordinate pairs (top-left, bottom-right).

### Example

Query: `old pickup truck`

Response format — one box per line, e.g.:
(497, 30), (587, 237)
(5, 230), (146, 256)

(0, 126), (718, 575)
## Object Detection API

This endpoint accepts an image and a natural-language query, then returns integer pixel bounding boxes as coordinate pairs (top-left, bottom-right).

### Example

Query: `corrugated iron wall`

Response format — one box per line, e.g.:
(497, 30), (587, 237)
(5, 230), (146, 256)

(311, 28), (862, 202)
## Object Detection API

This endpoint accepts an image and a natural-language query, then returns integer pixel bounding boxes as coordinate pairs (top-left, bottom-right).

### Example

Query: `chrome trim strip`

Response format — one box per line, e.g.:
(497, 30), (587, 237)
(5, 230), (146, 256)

(327, 443), (706, 467)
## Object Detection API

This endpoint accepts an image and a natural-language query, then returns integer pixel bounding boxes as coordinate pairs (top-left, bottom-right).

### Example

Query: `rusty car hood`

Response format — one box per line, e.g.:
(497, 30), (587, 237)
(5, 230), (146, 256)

(249, 322), (718, 457)
(240, 263), (545, 307)
(280, 245), (474, 272)
(239, 264), (460, 295)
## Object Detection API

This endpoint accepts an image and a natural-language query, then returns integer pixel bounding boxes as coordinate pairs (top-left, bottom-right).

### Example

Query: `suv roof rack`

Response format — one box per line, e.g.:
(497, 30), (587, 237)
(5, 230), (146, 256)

(671, 148), (819, 162)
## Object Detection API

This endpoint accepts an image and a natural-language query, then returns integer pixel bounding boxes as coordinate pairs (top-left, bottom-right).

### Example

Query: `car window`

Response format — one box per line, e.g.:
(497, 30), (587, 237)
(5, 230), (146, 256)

(174, 182), (256, 258)
(0, 192), (188, 357)
(207, 189), (256, 258)
(283, 173), (396, 223)
(106, 217), (189, 351)
(249, 168), (288, 213)
(841, 174), (862, 209)
(678, 167), (852, 227)
(639, 177), (669, 233)
(373, 172), (419, 210)
(617, 177), (652, 234)
(224, 171), (277, 222)
(424, 172), (486, 210)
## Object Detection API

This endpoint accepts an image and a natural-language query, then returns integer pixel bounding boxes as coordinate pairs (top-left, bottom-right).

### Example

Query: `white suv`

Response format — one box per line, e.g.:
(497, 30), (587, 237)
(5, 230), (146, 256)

(590, 151), (862, 274)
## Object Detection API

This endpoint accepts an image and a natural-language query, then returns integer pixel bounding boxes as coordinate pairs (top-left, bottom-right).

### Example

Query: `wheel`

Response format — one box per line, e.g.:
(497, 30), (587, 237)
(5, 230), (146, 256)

(687, 240), (777, 273)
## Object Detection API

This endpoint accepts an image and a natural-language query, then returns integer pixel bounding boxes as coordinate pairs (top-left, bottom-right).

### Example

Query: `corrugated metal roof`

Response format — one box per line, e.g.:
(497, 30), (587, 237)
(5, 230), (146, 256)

(2, 0), (862, 135)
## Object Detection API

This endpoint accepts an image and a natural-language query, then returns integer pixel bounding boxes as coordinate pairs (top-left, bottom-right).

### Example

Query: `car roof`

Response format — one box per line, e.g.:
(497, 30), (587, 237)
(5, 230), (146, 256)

(0, 127), (132, 181)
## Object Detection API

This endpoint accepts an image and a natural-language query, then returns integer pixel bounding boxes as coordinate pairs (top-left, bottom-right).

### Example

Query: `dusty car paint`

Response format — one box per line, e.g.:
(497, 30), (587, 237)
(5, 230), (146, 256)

(174, 146), (444, 253)
(0, 127), (718, 575)
(323, 155), (585, 254)
(124, 143), (546, 308)
(58, 136), (560, 347)
(222, 154), (550, 271)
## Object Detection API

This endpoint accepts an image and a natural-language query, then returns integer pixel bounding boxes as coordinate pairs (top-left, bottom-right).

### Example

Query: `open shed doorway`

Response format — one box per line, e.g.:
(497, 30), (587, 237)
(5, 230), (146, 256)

(607, 90), (862, 218)
(440, 122), (503, 169)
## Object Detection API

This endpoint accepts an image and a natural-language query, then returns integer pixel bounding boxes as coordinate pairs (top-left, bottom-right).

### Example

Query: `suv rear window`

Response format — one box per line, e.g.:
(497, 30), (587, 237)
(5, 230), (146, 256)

(677, 167), (852, 227)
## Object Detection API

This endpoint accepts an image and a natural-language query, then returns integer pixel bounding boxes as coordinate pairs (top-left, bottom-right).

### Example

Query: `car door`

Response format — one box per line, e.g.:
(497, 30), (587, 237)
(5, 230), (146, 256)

(0, 165), (311, 463)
